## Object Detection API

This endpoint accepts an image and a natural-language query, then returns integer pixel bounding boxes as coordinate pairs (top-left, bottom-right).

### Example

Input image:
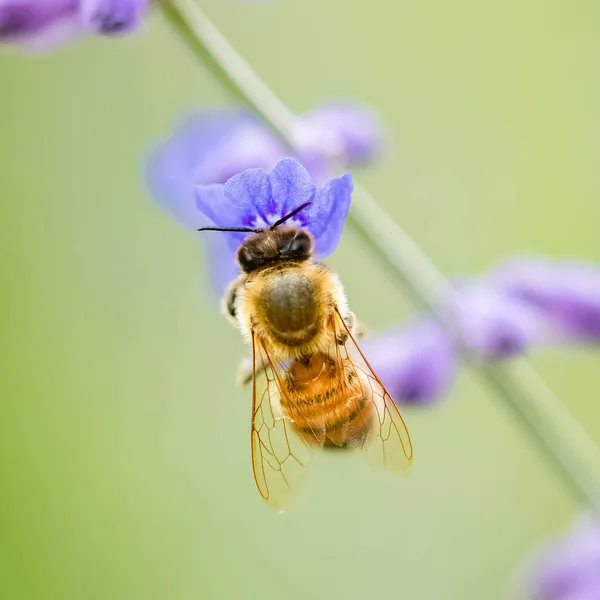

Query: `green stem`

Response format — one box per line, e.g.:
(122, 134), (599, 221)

(160, 0), (600, 509)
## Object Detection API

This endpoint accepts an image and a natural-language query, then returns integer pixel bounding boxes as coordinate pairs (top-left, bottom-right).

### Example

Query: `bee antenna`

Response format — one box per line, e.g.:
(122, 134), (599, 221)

(197, 226), (262, 234)
(269, 201), (312, 230)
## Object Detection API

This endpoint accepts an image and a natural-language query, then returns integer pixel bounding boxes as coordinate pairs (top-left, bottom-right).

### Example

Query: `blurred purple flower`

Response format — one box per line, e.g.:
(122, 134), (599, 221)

(450, 283), (543, 359)
(521, 515), (600, 600)
(360, 281), (546, 407)
(0, 0), (148, 49)
(146, 111), (285, 230)
(80, 0), (149, 36)
(196, 157), (353, 258)
(293, 103), (382, 169)
(363, 321), (456, 405)
(0, 0), (79, 49)
(491, 259), (600, 344)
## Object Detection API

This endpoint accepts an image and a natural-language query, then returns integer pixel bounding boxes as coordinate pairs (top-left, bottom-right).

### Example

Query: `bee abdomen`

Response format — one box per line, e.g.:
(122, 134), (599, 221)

(289, 393), (373, 448)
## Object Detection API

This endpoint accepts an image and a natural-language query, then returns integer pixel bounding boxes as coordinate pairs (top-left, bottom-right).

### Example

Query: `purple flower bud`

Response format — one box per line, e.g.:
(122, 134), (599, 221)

(80, 0), (149, 36)
(450, 284), (542, 359)
(293, 103), (383, 168)
(0, 0), (79, 49)
(491, 259), (600, 344)
(0, 0), (148, 49)
(522, 515), (600, 600)
(362, 321), (457, 405)
(196, 157), (353, 258)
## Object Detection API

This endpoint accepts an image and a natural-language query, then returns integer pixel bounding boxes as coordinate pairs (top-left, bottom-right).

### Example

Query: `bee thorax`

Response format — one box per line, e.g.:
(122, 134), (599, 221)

(260, 271), (319, 345)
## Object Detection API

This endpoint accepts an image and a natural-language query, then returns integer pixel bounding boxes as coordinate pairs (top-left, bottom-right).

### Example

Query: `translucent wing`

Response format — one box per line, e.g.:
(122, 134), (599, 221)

(249, 331), (315, 509)
(331, 306), (414, 473)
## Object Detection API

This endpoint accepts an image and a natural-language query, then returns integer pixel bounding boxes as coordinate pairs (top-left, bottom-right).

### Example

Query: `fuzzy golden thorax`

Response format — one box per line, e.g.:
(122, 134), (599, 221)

(235, 261), (349, 362)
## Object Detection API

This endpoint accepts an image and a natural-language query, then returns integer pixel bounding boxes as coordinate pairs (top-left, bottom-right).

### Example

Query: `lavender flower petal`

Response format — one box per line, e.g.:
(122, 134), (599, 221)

(224, 167), (274, 224)
(523, 515), (600, 600)
(305, 173), (353, 257)
(80, 0), (149, 35)
(363, 321), (457, 405)
(451, 284), (542, 359)
(268, 158), (316, 217)
(491, 259), (600, 343)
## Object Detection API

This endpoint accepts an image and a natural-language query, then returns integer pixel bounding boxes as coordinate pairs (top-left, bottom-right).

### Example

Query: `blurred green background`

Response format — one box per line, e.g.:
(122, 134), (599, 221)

(1, 1), (600, 599)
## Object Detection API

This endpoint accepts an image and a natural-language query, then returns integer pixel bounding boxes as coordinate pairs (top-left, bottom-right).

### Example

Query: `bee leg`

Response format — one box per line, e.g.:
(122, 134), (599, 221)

(345, 311), (367, 338)
(235, 356), (267, 387)
(221, 280), (240, 327)
(236, 357), (253, 387)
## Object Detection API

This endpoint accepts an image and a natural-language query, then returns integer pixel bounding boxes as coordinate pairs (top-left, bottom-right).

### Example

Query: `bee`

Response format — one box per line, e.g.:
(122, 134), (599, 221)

(199, 201), (413, 508)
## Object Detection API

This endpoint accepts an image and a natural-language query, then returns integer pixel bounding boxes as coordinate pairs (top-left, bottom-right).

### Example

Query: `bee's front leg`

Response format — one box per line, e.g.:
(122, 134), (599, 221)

(221, 279), (241, 327)
(235, 357), (254, 387)
(345, 311), (366, 338)
(235, 356), (270, 387)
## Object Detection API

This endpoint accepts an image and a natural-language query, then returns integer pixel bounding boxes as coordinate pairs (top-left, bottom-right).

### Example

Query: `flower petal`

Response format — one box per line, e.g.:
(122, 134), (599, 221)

(196, 120), (284, 185)
(523, 515), (600, 600)
(145, 111), (282, 230)
(296, 103), (383, 165)
(0, 0), (79, 48)
(268, 157), (315, 217)
(306, 173), (353, 257)
(223, 167), (273, 226)
(195, 184), (248, 253)
(451, 284), (541, 359)
(80, 0), (148, 35)
(491, 258), (600, 344)
(363, 320), (457, 405)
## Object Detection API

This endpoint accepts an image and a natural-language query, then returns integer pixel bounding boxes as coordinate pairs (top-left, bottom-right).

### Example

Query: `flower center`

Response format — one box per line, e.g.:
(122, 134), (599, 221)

(247, 213), (303, 231)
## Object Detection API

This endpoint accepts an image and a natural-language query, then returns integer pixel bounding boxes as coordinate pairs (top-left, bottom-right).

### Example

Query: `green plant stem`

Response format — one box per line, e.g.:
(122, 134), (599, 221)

(160, 0), (600, 509)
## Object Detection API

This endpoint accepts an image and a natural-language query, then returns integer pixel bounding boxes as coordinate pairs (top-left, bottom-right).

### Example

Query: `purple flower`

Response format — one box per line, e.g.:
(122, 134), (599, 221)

(521, 515), (600, 600)
(450, 283), (543, 359)
(196, 157), (353, 258)
(491, 258), (600, 344)
(0, 0), (79, 49)
(363, 321), (457, 405)
(293, 103), (382, 168)
(145, 105), (381, 230)
(146, 107), (376, 293)
(80, 0), (149, 36)
(0, 0), (148, 49)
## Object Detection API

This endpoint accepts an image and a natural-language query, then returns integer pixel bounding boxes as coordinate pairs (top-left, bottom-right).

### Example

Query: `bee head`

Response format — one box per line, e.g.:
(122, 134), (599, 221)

(236, 227), (313, 272)
(197, 201), (314, 273)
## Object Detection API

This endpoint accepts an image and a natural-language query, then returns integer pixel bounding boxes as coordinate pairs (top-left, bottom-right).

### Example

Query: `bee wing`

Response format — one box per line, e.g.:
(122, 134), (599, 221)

(250, 332), (315, 509)
(332, 307), (414, 474)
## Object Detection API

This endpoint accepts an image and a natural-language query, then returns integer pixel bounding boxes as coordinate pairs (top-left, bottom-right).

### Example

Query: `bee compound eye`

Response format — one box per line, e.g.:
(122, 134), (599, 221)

(284, 232), (310, 258)
(238, 248), (264, 272)
(239, 249), (251, 265)
(290, 237), (304, 253)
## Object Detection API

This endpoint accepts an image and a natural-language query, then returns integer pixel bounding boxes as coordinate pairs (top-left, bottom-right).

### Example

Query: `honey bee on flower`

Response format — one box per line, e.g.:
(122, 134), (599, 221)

(194, 158), (413, 507)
